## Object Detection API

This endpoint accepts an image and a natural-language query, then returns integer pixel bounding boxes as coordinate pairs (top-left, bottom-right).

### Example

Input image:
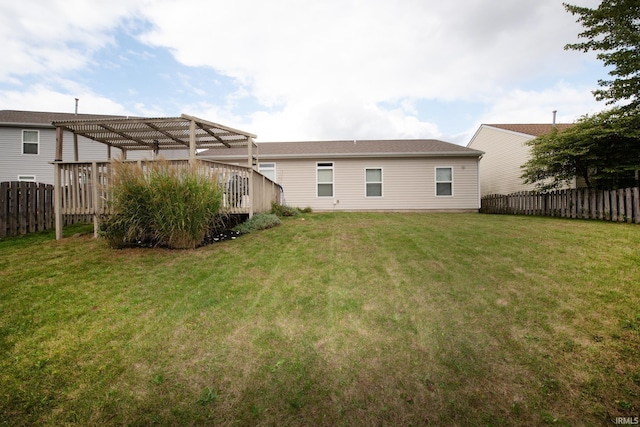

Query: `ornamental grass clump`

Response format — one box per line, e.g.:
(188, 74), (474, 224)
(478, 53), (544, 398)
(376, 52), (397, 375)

(101, 159), (224, 249)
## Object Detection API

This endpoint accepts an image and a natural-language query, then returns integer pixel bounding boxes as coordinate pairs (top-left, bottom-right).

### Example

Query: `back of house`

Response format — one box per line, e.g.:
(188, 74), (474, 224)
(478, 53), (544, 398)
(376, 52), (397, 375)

(203, 139), (484, 212)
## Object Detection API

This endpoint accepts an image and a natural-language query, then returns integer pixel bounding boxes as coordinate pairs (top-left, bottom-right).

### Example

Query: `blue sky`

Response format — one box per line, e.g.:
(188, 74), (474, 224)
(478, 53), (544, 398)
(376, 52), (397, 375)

(0, 0), (607, 145)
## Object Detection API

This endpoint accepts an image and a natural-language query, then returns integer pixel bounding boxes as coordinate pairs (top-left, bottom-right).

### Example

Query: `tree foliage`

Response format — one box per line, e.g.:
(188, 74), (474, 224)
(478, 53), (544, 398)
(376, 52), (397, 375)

(564, 0), (640, 108)
(521, 107), (640, 191)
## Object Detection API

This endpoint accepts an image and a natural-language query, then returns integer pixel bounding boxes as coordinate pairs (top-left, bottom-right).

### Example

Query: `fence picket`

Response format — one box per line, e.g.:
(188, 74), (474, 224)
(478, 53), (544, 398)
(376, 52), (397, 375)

(481, 187), (639, 224)
(1, 181), (58, 237)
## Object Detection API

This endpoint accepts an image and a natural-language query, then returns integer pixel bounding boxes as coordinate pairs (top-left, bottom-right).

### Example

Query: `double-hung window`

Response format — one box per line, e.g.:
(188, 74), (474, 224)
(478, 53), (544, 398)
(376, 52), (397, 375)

(22, 130), (39, 155)
(435, 167), (453, 196)
(365, 168), (382, 197)
(258, 163), (276, 182)
(317, 162), (333, 197)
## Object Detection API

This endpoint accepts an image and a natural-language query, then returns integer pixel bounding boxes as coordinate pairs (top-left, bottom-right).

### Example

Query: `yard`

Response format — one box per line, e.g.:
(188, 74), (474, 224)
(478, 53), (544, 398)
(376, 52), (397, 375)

(1, 213), (639, 426)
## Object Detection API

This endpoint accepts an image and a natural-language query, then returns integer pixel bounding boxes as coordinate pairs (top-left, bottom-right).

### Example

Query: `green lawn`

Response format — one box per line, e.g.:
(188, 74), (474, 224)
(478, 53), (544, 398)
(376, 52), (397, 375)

(1, 213), (639, 426)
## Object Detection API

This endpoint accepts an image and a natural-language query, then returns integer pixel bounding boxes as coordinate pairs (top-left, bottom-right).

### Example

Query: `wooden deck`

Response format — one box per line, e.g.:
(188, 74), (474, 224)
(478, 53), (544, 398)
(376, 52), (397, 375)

(52, 159), (282, 239)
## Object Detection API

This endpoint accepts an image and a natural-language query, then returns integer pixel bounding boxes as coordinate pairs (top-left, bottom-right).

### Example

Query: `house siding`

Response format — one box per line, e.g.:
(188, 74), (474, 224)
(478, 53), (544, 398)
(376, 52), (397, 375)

(468, 126), (538, 196)
(0, 125), (152, 184)
(250, 156), (479, 211)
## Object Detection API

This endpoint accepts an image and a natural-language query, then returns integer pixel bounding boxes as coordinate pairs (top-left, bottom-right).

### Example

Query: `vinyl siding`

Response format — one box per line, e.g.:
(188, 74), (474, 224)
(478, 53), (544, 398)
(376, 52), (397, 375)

(264, 156), (479, 211)
(468, 126), (538, 196)
(0, 126), (153, 184)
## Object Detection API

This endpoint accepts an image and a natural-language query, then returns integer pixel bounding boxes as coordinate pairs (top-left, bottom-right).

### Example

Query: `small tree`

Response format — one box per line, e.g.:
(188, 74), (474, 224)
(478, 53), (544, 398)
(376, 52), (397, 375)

(521, 107), (640, 190)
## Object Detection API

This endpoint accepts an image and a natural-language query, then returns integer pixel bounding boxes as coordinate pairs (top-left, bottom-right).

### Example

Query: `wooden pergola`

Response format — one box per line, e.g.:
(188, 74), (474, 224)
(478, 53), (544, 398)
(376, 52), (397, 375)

(50, 114), (272, 240)
(52, 113), (257, 163)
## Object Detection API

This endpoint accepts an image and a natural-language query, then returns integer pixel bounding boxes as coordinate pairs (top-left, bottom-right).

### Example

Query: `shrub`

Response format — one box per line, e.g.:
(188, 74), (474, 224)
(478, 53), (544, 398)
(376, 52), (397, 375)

(233, 213), (281, 234)
(270, 202), (311, 217)
(101, 159), (224, 249)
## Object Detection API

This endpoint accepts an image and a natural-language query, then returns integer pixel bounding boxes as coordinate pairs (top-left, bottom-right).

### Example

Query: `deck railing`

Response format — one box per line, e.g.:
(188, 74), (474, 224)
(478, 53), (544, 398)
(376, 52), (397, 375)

(52, 159), (282, 239)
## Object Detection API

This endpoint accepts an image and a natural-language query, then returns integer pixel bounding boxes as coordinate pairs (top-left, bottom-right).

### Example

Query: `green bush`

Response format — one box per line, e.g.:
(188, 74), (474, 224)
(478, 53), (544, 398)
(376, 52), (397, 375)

(101, 160), (224, 249)
(270, 202), (311, 217)
(233, 213), (281, 234)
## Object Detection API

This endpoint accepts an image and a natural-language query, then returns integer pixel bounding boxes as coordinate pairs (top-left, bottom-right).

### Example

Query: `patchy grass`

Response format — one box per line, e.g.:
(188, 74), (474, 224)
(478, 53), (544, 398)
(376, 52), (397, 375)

(0, 213), (639, 426)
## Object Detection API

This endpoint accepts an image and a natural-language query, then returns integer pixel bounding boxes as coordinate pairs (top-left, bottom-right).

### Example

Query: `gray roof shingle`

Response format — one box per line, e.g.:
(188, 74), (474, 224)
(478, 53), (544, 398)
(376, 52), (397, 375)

(0, 110), (127, 126)
(486, 123), (573, 137)
(203, 139), (483, 159)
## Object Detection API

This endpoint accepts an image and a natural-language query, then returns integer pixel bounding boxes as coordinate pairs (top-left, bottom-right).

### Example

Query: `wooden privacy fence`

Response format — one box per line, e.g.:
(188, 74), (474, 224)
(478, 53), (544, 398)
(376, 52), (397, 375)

(481, 187), (640, 224)
(0, 181), (95, 238)
(1, 181), (54, 237)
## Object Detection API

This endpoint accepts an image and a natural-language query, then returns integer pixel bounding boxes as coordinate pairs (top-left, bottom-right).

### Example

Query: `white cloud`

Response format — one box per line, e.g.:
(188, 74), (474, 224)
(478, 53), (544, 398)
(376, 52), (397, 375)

(1, 0), (607, 144)
(0, 83), (128, 115)
(0, 0), (142, 81)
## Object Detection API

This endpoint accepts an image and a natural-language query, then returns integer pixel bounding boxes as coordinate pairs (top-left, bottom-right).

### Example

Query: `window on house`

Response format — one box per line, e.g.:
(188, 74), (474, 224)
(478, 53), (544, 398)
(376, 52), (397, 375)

(365, 168), (382, 197)
(18, 175), (36, 182)
(317, 162), (333, 197)
(258, 162), (276, 182)
(22, 130), (39, 155)
(435, 167), (453, 196)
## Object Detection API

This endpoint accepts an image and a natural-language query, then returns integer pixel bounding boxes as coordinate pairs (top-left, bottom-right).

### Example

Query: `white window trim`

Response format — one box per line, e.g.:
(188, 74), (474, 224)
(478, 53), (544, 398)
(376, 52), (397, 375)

(258, 162), (277, 182)
(22, 129), (40, 155)
(18, 175), (36, 182)
(316, 162), (334, 198)
(365, 167), (383, 198)
(435, 166), (454, 197)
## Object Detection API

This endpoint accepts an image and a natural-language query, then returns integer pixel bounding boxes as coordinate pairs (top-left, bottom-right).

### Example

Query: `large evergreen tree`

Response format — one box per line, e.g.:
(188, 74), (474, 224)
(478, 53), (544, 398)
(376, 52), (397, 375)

(564, 0), (640, 108)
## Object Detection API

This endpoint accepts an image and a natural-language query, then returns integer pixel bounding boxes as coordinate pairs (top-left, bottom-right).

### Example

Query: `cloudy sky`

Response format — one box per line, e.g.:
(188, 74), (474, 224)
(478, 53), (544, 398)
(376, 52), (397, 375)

(0, 0), (606, 144)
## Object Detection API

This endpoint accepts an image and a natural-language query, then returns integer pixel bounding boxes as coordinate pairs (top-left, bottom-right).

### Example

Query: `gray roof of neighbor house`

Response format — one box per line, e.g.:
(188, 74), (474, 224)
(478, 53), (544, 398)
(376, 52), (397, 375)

(0, 110), (126, 127)
(486, 123), (573, 137)
(202, 139), (483, 159)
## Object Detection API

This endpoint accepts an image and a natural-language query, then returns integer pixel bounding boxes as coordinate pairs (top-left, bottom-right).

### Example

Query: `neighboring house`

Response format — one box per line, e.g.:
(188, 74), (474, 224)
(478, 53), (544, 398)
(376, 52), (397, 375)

(467, 123), (574, 196)
(203, 139), (484, 212)
(0, 110), (156, 184)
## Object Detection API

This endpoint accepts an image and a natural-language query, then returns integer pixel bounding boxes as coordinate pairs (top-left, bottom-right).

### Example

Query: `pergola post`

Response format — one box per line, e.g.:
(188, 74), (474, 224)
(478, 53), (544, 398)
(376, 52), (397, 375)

(248, 137), (255, 218)
(54, 163), (63, 240)
(54, 127), (63, 240)
(92, 162), (100, 238)
(189, 119), (196, 165)
(73, 133), (79, 162)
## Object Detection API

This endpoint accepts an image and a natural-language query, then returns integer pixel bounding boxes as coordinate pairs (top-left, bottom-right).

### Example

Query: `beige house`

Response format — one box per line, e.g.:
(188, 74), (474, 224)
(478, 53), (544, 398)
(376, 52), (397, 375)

(203, 139), (484, 212)
(467, 124), (574, 196)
